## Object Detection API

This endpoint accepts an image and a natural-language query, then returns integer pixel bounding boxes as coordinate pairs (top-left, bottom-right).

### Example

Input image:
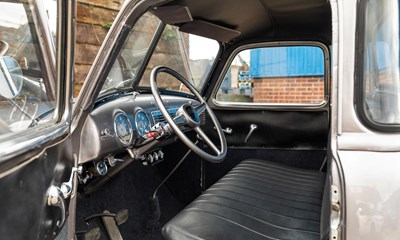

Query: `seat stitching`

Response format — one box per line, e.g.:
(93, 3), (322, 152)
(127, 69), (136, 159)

(206, 187), (322, 208)
(233, 166), (323, 183)
(198, 192), (321, 216)
(213, 182), (322, 200)
(237, 163), (323, 179)
(222, 175), (323, 194)
(182, 208), (283, 240)
(183, 207), (320, 236)
(241, 160), (324, 176)
(230, 169), (322, 187)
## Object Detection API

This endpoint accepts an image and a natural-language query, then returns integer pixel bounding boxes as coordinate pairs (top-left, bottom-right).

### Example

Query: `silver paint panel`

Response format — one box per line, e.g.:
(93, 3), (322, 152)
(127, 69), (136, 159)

(339, 151), (400, 240)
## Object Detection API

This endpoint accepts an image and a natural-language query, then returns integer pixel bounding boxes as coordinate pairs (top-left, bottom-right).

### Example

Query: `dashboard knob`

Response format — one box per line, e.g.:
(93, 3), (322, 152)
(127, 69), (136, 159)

(158, 150), (164, 159)
(153, 152), (159, 161)
(147, 154), (154, 164)
(95, 160), (108, 175)
(101, 128), (111, 136)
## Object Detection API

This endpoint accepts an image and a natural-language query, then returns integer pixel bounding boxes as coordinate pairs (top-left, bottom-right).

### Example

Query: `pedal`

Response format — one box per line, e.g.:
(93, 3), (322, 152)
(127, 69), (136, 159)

(84, 227), (101, 240)
(101, 210), (123, 240)
(115, 209), (129, 226)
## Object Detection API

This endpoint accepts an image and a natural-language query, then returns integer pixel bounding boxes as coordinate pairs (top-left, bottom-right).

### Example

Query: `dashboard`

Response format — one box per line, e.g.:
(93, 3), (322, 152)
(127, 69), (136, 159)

(78, 93), (202, 165)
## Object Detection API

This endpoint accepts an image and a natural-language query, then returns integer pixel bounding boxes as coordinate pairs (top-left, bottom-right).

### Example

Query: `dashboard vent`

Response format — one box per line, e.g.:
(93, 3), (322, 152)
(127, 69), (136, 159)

(151, 107), (206, 132)
(152, 108), (178, 124)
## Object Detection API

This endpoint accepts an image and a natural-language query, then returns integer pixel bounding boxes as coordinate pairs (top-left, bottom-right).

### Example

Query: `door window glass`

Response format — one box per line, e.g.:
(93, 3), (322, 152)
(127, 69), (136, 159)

(216, 46), (326, 105)
(360, 0), (400, 126)
(0, 1), (56, 137)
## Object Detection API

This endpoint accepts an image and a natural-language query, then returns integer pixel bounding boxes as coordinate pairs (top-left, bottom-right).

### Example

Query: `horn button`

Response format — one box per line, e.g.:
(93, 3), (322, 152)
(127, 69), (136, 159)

(177, 103), (200, 127)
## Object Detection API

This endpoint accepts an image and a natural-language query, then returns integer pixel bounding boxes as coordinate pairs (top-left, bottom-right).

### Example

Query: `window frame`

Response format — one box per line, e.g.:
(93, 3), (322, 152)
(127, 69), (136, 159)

(354, 0), (400, 132)
(211, 41), (330, 110)
(0, 0), (72, 163)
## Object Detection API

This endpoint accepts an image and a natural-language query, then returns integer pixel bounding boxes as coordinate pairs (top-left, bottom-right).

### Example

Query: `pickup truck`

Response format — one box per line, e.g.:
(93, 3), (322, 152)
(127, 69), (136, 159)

(0, 0), (399, 239)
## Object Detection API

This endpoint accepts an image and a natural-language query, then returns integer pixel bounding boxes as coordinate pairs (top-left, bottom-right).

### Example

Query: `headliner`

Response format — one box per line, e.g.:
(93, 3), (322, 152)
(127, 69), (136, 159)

(158, 0), (332, 44)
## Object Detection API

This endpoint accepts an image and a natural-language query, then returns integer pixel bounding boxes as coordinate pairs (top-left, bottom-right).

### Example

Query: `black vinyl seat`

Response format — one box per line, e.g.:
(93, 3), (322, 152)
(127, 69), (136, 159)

(162, 159), (326, 240)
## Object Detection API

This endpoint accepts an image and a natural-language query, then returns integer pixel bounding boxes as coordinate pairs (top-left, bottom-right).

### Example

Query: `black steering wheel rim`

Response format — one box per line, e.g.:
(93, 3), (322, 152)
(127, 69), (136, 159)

(150, 66), (227, 163)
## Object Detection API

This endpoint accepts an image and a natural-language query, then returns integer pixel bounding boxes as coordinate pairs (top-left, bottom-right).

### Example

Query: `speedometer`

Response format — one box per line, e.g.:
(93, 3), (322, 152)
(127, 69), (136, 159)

(113, 111), (133, 146)
(135, 110), (151, 138)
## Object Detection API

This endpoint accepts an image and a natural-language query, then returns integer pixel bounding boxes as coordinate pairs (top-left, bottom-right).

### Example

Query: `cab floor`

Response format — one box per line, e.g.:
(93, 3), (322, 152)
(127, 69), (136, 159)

(75, 160), (185, 240)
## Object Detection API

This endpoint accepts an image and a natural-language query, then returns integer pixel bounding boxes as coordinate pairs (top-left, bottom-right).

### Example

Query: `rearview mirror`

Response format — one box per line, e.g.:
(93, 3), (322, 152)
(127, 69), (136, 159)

(0, 56), (23, 99)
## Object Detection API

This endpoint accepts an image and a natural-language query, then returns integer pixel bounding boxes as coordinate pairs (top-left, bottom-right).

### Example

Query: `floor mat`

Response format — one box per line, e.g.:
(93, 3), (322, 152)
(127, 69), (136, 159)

(76, 160), (185, 240)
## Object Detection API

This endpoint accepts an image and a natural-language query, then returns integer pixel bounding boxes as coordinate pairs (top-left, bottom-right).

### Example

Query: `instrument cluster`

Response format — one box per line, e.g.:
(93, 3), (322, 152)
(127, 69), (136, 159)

(114, 111), (133, 146)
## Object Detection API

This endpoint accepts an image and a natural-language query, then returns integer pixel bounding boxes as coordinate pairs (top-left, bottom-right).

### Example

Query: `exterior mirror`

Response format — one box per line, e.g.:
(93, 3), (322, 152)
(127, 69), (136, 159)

(0, 56), (23, 99)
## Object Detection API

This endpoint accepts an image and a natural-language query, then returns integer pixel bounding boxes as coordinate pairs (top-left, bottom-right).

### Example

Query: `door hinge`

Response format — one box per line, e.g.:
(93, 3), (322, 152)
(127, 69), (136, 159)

(330, 185), (340, 240)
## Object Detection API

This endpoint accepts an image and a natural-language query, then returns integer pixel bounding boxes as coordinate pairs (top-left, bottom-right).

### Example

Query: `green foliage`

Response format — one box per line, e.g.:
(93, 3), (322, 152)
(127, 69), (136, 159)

(162, 26), (178, 41)
(102, 22), (113, 29)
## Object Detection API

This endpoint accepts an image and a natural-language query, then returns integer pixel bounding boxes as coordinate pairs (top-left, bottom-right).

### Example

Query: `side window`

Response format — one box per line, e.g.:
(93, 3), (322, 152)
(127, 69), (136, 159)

(216, 45), (326, 105)
(358, 0), (400, 128)
(0, 1), (56, 137)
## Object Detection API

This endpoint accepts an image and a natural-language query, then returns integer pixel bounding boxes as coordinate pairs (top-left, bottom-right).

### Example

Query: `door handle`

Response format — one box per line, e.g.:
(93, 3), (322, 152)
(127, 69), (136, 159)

(214, 126), (233, 134)
(47, 186), (66, 228)
(47, 166), (82, 227)
(244, 124), (258, 143)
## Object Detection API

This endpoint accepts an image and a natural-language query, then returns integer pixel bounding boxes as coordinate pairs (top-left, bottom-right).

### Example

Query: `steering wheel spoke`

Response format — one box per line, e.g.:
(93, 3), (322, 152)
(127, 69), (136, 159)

(194, 102), (207, 116)
(195, 126), (220, 155)
(173, 114), (186, 125)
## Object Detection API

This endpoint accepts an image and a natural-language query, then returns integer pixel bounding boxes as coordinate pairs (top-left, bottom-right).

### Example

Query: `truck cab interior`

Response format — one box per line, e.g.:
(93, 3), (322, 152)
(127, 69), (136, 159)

(73, 0), (333, 239)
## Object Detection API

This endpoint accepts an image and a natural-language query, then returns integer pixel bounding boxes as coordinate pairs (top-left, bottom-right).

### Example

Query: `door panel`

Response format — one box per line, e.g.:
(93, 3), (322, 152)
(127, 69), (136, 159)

(204, 109), (329, 149)
(0, 0), (75, 239)
(0, 137), (73, 239)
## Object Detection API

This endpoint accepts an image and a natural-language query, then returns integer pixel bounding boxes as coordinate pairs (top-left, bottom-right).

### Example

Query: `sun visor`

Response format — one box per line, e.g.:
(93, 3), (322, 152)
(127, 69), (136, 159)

(179, 20), (241, 42)
(151, 6), (193, 24)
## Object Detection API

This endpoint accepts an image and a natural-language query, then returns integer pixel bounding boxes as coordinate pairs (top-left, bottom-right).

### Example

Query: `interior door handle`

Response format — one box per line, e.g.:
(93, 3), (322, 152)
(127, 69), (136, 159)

(244, 124), (258, 143)
(47, 166), (82, 227)
(214, 126), (233, 134)
(47, 186), (66, 228)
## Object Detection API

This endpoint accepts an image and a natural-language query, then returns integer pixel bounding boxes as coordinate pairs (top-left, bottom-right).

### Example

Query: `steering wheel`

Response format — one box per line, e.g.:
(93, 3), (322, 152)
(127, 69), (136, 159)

(150, 66), (227, 163)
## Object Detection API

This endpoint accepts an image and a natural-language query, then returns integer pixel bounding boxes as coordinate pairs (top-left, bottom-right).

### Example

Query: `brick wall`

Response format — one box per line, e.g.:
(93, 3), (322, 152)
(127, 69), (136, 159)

(253, 76), (324, 104)
(75, 0), (125, 97)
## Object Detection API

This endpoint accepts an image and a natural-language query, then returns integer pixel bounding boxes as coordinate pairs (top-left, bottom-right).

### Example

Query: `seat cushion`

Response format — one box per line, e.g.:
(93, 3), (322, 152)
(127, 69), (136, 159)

(162, 159), (326, 240)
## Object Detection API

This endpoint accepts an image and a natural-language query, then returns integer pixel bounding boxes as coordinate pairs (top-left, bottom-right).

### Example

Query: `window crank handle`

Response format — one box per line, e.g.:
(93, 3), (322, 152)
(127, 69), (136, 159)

(244, 124), (257, 143)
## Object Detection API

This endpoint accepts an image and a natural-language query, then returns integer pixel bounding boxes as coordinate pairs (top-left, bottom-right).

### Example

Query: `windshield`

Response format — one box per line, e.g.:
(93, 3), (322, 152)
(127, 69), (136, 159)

(137, 25), (219, 93)
(100, 12), (161, 95)
(100, 13), (219, 97)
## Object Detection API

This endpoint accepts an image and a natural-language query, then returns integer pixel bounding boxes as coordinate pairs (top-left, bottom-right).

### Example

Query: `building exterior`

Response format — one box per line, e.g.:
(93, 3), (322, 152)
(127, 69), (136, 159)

(251, 46), (325, 104)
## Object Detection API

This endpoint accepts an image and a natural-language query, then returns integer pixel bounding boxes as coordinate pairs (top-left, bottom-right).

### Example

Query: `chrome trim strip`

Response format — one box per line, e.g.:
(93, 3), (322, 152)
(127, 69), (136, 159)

(209, 41), (331, 110)
(0, 121), (69, 171)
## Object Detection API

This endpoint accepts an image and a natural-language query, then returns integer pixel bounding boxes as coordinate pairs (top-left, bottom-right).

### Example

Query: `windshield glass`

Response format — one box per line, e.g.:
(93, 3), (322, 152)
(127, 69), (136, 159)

(138, 25), (219, 93)
(100, 13), (219, 97)
(100, 12), (161, 95)
(362, 0), (400, 125)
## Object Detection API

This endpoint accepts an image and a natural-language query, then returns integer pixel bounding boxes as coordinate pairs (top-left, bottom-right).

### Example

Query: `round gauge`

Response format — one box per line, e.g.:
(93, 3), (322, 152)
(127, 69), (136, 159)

(135, 110), (151, 138)
(95, 160), (108, 176)
(113, 111), (133, 146)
